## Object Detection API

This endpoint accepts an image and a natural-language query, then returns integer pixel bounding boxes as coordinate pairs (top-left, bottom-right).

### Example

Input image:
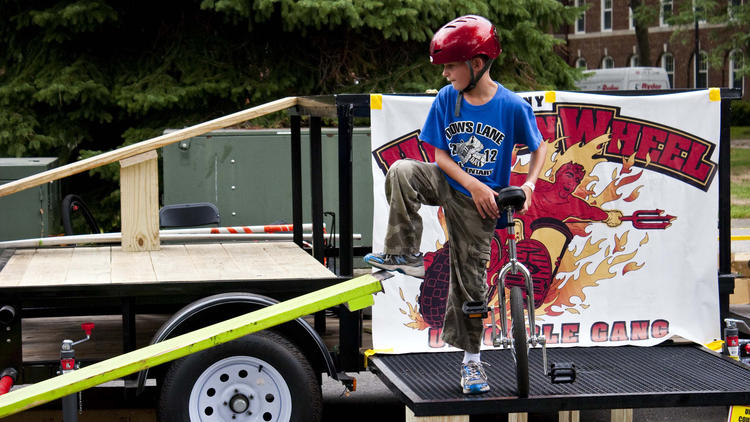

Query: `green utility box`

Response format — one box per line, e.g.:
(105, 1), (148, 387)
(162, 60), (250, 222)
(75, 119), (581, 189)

(0, 158), (60, 241)
(162, 129), (374, 248)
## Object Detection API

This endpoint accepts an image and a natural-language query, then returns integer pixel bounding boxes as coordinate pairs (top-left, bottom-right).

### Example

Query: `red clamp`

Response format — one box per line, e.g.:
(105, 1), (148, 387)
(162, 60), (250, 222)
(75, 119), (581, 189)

(61, 358), (76, 371)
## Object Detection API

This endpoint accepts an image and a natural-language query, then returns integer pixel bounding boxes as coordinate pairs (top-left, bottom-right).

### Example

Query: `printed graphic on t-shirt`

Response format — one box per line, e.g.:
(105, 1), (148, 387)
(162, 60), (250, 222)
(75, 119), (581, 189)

(445, 119), (504, 177)
(449, 136), (498, 176)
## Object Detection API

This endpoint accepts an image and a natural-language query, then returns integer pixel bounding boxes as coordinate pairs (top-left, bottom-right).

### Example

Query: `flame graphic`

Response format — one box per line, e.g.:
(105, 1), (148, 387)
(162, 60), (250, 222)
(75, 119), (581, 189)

(399, 287), (429, 330)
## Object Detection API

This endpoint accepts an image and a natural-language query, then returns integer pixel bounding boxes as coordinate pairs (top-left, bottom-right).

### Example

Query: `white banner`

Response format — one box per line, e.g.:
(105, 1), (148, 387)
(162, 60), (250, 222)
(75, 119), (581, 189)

(370, 90), (721, 353)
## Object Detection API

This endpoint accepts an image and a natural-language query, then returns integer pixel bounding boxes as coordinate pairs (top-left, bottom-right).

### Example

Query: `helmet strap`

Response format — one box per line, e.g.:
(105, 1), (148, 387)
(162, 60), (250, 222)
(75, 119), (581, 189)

(454, 58), (495, 117)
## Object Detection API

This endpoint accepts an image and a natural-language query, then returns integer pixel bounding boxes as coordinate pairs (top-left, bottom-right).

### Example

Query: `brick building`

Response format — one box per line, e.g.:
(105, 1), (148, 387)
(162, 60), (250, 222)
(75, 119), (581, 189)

(557, 0), (747, 99)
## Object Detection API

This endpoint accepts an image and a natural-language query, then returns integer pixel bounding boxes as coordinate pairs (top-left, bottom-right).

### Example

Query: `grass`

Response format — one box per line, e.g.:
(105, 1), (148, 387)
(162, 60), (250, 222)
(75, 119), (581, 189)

(730, 128), (750, 218)
(731, 126), (750, 140)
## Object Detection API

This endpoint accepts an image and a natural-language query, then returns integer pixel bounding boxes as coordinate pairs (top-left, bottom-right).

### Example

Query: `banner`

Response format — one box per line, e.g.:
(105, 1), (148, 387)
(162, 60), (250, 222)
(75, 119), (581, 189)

(370, 90), (721, 353)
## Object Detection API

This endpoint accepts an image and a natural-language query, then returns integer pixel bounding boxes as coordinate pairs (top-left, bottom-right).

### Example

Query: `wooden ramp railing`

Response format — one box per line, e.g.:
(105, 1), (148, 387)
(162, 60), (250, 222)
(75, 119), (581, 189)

(0, 96), (300, 250)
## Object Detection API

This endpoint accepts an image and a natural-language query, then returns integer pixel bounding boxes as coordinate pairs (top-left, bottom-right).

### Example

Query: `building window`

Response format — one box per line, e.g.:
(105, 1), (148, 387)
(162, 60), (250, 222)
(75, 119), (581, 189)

(602, 0), (612, 31)
(576, 57), (588, 69)
(729, 50), (744, 90)
(695, 51), (708, 88)
(630, 55), (640, 67)
(660, 0), (673, 26)
(661, 53), (674, 88)
(576, 0), (586, 33)
(629, 6), (635, 30)
(602, 56), (615, 68)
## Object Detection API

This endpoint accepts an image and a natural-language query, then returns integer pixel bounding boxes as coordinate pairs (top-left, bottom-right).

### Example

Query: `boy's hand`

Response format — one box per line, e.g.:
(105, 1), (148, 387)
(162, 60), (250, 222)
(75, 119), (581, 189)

(519, 184), (533, 214)
(468, 180), (499, 219)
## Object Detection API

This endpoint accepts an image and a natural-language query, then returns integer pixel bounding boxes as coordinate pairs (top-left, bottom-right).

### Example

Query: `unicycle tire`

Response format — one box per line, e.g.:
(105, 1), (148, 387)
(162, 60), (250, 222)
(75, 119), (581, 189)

(510, 286), (529, 397)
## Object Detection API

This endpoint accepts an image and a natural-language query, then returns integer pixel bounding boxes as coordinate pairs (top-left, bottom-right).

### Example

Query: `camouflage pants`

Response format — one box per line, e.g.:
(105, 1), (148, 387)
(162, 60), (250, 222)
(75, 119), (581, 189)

(383, 159), (496, 353)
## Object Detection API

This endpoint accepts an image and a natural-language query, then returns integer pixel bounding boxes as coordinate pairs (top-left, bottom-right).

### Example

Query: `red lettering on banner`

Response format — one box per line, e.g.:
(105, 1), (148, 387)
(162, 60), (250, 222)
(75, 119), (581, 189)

(558, 107), (615, 150)
(609, 321), (629, 341)
(550, 103), (716, 191)
(535, 115), (557, 143)
(630, 320), (650, 340)
(609, 120), (641, 157)
(651, 319), (669, 338)
(636, 126), (668, 163)
(591, 322), (609, 342)
(561, 323), (580, 343)
(587, 319), (670, 342)
(681, 140), (713, 184)
(657, 133), (692, 170)
(542, 324), (560, 344)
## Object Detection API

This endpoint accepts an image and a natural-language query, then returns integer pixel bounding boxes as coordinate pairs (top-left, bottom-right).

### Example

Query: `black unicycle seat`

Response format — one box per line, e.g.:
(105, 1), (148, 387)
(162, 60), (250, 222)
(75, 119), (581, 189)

(496, 186), (526, 211)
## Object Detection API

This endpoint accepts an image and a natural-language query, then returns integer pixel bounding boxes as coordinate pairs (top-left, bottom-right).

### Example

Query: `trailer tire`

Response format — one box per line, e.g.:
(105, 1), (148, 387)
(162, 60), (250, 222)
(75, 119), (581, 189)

(158, 330), (322, 422)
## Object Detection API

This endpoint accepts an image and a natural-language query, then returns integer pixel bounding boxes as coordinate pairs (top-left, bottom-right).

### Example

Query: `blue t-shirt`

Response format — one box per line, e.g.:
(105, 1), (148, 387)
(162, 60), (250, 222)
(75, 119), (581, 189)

(419, 83), (543, 197)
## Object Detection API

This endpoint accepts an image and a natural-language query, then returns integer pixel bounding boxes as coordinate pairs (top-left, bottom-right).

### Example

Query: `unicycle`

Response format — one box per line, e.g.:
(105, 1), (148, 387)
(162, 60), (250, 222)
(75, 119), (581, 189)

(463, 186), (576, 397)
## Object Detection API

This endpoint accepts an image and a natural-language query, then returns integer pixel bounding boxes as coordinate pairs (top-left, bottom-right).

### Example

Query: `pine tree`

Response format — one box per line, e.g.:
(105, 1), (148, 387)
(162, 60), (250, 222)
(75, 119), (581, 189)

(0, 0), (580, 231)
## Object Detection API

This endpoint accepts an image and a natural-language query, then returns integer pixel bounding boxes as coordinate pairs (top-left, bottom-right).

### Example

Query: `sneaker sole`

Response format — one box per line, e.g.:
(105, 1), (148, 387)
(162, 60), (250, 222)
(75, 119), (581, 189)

(365, 260), (425, 278)
(460, 379), (490, 395)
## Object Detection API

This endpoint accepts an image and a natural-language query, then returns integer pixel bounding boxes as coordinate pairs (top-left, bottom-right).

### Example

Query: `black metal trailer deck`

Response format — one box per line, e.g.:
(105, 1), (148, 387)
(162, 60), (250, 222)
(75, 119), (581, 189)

(370, 345), (750, 417)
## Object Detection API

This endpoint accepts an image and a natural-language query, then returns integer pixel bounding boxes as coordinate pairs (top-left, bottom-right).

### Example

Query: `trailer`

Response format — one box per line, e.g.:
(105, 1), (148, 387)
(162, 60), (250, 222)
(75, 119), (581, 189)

(0, 91), (749, 422)
(0, 97), (373, 422)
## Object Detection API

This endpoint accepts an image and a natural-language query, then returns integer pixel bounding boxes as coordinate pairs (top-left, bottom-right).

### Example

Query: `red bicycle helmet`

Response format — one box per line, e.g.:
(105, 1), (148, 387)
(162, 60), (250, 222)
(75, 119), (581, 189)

(429, 15), (501, 65)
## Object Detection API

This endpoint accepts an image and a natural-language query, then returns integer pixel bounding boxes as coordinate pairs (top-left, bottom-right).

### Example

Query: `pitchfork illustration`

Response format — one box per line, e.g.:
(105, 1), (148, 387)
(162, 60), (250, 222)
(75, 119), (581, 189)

(620, 209), (675, 230)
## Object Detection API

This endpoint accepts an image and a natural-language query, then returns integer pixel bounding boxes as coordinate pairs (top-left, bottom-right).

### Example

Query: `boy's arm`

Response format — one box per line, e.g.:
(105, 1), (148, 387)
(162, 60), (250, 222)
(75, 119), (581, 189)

(434, 148), (500, 219)
(520, 141), (547, 214)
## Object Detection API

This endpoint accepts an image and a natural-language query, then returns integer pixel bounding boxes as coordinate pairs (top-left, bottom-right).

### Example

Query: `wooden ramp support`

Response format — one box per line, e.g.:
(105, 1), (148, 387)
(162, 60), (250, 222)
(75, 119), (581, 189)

(119, 150), (160, 251)
(0, 272), (387, 418)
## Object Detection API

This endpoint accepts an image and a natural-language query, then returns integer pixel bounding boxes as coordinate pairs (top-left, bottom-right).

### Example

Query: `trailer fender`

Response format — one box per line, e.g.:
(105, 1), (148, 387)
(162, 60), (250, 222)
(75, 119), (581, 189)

(136, 292), (336, 395)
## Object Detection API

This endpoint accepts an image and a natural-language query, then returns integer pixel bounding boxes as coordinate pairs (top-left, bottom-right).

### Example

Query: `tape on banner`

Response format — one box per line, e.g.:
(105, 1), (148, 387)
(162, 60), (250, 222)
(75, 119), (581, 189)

(545, 91), (556, 104)
(709, 88), (721, 102)
(371, 94), (383, 110)
(363, 348), (393, 368)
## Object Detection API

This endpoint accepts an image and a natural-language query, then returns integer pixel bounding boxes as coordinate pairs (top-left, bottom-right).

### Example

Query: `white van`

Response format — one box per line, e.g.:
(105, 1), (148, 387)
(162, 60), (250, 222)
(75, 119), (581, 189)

(575, 67), (671, 91)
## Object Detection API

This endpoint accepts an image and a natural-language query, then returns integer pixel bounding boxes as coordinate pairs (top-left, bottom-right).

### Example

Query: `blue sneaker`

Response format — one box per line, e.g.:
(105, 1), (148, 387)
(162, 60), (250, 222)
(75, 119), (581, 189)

(363, 252), (425, 278)
(460, 361), (490, 394)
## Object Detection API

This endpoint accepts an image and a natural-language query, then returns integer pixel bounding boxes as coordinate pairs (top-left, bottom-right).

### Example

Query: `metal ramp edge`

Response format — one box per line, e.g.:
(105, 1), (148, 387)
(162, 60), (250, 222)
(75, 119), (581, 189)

(369, 345), (750, 417)
(0, 271), (390, 418)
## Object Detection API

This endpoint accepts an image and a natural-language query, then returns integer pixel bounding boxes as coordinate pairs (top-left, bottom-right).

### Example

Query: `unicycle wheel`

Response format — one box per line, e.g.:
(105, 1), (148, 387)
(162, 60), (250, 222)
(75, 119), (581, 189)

(510, 286), (529, 397)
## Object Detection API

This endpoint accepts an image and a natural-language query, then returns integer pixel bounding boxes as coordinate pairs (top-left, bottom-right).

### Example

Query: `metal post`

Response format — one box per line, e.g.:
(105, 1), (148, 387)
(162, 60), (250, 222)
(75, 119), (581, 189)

(694, 14), (700, 87)
(309, 116), (324, 264)
(291, 115), (303, 247)
(309, 116), (327, 334)
(718, 93), (734, 331)
(336, 100), (360, 371)
(122, 298), (135, 354)
(337, 103), (355, 278)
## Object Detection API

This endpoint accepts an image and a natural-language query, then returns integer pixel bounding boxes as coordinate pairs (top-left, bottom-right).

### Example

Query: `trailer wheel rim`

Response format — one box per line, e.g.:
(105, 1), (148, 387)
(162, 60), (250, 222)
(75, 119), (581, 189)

(188, 355), (292, 421)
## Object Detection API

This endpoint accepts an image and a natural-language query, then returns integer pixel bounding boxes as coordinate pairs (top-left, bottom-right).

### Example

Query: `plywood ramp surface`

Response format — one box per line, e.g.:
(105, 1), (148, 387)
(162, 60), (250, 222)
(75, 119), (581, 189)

(0, 242), (334, 287)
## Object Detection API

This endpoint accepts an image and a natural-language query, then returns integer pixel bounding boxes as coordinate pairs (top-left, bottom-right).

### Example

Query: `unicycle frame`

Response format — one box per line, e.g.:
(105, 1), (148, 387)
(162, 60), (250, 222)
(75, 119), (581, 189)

(489, 207), (549, 376)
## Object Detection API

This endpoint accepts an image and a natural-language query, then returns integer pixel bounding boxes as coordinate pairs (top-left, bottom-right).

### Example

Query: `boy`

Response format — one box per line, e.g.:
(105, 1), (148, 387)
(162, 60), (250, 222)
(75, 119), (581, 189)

(365, 15), (547, 394)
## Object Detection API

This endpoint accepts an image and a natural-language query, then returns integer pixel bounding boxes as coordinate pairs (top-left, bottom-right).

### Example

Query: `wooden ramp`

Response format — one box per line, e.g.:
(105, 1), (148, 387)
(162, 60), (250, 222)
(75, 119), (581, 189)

(0, 271), (389, 418)
(0, 242), (335, 287)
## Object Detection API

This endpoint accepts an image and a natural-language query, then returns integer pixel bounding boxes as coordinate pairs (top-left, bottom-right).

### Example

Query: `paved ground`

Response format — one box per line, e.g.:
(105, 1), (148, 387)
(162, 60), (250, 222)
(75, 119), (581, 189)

(733, 218), (750, 255)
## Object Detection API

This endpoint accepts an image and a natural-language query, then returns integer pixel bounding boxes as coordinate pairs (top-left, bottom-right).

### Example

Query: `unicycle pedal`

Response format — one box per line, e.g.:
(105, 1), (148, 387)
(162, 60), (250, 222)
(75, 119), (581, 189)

(549, 362), (576, 384)
(462, 300), (489, 319)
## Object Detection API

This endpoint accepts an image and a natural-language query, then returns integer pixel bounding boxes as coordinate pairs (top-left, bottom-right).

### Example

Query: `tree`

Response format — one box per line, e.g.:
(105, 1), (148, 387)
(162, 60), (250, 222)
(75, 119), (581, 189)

(630, 0), (659, 66)
(666, 0), (749, 78)
(0, 0), (581, 231)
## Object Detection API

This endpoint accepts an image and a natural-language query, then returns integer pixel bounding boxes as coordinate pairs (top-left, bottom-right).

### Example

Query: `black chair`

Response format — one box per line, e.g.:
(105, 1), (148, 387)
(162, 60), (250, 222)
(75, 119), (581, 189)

(159, 202), (220, 228)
